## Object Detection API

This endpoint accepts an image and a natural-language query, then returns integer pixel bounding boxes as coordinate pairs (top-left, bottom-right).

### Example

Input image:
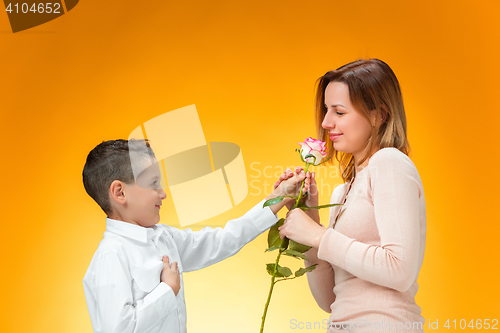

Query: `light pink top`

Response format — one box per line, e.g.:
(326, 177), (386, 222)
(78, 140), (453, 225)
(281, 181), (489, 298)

(305, 147), (426, 333)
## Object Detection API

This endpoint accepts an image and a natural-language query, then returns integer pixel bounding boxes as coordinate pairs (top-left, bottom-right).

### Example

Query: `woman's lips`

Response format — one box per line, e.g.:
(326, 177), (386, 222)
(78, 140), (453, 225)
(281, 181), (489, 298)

(329, 133), (342, 140)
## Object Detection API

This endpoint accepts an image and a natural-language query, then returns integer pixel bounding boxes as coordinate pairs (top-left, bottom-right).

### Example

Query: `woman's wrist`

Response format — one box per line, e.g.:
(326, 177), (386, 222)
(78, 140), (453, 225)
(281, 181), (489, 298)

(312, 226), (327, 249)
(305, 209), (320, 224)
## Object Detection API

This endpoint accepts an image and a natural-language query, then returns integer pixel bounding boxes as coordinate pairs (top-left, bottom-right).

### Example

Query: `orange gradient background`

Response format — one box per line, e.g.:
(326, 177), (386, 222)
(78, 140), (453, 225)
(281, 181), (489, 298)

(1, 1), (499, 332)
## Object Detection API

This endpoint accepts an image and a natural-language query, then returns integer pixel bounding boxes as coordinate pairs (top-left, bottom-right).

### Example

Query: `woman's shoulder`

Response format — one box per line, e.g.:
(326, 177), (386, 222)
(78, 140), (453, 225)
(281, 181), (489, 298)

(368, 147), (416, 171)
(367, 147), (423, 187)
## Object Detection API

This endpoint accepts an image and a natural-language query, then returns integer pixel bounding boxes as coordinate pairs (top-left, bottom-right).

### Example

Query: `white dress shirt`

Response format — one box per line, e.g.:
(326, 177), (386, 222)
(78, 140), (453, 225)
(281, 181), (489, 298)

(83, 200), (278, 333)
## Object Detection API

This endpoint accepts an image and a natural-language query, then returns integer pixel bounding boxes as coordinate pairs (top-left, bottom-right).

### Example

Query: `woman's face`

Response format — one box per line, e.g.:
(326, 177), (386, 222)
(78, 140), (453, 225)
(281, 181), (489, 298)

(322, 81), (376, 162)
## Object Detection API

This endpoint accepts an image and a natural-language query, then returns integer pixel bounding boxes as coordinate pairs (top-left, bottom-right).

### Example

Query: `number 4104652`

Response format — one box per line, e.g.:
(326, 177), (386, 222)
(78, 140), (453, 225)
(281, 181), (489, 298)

(5, 3), (62, 14)
(443, 319), (498, 329)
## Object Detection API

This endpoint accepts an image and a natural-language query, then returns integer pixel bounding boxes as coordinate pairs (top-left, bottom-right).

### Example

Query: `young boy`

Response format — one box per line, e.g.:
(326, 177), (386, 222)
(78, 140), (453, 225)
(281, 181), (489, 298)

(82, 139), (307, 333)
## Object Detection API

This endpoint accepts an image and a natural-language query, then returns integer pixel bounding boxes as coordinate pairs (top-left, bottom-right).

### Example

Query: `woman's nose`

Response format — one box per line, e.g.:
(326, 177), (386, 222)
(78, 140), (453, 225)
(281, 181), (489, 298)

(322, 112), (335, 129)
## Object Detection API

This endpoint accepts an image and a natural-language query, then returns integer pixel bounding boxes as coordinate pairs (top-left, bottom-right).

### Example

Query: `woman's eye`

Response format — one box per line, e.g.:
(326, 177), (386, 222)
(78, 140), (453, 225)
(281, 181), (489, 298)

(336, 112), (344, 116)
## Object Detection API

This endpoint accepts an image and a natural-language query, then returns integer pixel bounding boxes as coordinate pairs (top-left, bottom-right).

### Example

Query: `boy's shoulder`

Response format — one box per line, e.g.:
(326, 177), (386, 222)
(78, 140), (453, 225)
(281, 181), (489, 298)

(95, 230), (129, 256)
(85, 230), (129, 272)
(84, 220), (150, 278)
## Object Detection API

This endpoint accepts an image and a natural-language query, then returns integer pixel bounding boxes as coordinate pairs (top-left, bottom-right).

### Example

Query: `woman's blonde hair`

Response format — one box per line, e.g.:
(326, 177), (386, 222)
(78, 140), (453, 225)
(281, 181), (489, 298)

(315, 59), (410, 182)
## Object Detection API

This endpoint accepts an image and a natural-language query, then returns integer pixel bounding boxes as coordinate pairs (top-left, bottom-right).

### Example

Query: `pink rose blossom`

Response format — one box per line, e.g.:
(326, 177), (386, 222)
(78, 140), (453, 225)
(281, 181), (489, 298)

(298, 137), (328, 166)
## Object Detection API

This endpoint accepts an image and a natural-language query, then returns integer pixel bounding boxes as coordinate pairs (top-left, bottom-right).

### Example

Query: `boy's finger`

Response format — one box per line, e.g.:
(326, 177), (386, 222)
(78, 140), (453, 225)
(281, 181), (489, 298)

(171, 262), (178, 271)
(163, 255), (170, 264)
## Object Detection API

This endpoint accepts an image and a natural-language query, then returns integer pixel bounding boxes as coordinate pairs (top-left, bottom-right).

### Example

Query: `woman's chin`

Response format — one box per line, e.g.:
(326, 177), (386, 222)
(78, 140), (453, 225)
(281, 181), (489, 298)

(332, 142), (346, 152)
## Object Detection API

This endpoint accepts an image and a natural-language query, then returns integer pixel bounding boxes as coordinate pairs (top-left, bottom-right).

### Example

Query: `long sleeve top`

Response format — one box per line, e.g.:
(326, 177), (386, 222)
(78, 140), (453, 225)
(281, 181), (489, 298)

(305, 147), (426, 333)
(83, 199), (278, 333)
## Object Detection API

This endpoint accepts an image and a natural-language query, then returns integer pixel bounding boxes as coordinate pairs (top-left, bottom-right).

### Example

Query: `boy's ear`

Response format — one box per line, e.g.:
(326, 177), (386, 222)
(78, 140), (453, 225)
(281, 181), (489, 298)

(109, 180), (127, 205)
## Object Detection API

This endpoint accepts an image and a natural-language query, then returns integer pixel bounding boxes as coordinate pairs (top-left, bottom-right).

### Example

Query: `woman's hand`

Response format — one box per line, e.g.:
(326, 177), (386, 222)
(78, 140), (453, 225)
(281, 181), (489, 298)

(279, 208), (326, 248)
(303, 171), (320, 223)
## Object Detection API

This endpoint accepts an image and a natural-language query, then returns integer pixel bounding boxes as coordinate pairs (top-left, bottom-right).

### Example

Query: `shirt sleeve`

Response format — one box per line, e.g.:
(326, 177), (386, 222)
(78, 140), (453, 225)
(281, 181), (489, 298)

(317, 150), (424, 292)
(170, 199), (279, 272)
(83, 250), (178, 333)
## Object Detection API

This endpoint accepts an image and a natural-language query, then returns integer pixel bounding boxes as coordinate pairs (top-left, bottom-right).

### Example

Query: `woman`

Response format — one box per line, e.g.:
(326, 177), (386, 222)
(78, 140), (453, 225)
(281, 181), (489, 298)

(278, 59), (426, 332)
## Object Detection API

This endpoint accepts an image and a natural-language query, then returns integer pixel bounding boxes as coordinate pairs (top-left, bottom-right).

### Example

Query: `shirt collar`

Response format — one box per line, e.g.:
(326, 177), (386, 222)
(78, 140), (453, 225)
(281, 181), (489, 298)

(106, 218), (163, 243)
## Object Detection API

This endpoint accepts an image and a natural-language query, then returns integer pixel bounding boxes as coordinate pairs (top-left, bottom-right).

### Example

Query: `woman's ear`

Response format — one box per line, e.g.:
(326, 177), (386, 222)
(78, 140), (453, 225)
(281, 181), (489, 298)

(371, 106), (388, 127)
(109, 180), (127, 205)
(379, 105), (388, 125)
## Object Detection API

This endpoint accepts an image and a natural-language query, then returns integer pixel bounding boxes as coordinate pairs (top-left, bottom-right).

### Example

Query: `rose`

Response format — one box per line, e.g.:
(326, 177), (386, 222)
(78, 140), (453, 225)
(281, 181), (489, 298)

(298, 137), (327, 166)
(260, 137), (338, 333)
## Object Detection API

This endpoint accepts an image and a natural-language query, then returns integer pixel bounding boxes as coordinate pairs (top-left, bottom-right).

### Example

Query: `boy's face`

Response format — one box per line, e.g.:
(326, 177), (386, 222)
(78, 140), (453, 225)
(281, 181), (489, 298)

(123, 158), (166, 227)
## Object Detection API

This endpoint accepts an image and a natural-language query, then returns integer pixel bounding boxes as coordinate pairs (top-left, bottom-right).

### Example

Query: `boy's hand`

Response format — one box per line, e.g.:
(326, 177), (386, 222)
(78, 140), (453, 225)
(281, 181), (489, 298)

(274, 167), (320, 223)
(273, 167), (312, 205)
(266, 167), (311, 214)
(161, 255), (180, 296)
(273, 167), (310, 197)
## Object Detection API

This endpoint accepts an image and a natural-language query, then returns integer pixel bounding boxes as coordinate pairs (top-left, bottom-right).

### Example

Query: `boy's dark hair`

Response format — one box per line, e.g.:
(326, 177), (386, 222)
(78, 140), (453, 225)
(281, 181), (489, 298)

(82, 139), (156, 214)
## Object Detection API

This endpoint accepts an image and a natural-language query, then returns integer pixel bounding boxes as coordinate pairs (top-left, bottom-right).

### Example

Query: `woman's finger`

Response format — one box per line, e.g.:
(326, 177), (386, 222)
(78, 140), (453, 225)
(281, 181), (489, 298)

(279, 225), (285, 238)
(311, 172), (317, 185)
(302, 172), (311, 193)
(295, 166), (304, 174)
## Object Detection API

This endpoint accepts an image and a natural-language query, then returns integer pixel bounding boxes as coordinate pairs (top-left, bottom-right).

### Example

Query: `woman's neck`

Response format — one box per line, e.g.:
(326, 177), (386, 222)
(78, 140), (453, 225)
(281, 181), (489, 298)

(353, 146), (381, 175)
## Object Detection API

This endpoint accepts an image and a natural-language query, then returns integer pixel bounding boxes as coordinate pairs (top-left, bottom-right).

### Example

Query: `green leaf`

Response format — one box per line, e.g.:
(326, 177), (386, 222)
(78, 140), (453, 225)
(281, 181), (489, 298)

(263, 196), (285, 207)
(266, 263), (278, 276)
(281, 237), (290, 251)
(289, 240), (312, 253)
(278, 266), (293, 277)
(297, 149), (305, 162)
(283, 249), (309, 260)
(294, 199), (340, 212)
(306, 203), (343, 210)
(295, 264), (318, 277)
(317, 156), (331, 165)
(265, 246), (282, 252)
(296, 201), (310, 210)
(267, 218), (285, 248)
(266, 263), (292, 277)
(263, 195), (298, 208)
